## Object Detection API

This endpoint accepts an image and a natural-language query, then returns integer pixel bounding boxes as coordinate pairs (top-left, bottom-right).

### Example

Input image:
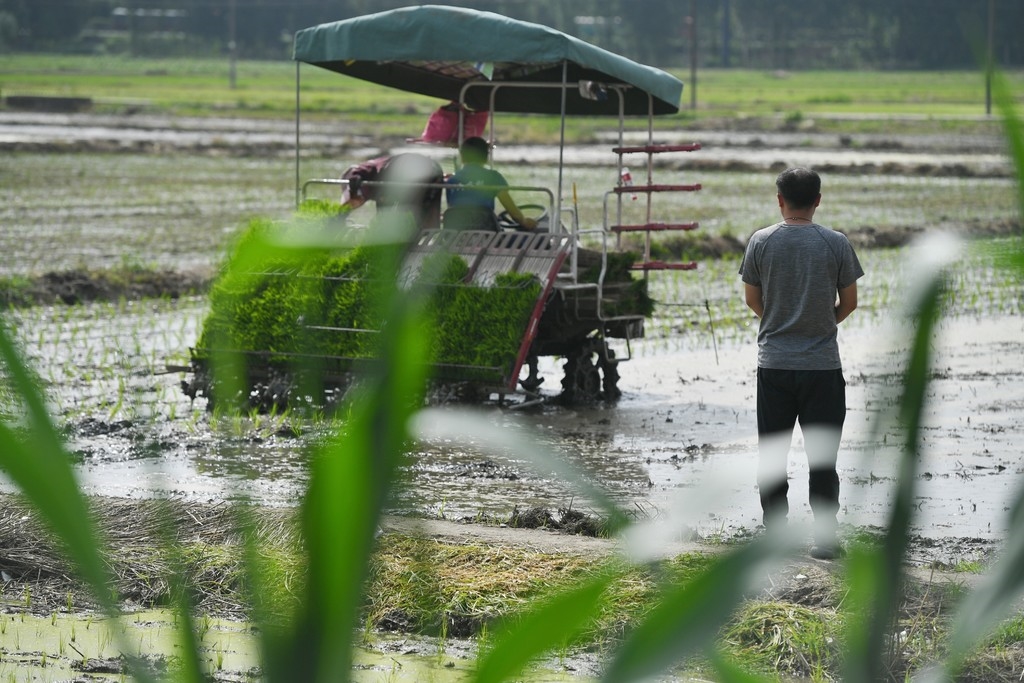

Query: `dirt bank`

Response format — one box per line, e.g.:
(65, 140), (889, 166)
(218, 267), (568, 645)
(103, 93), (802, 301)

(0, 266), (212, 307)
(0, 493), (1012, 682)
(0, 492), (993, 623)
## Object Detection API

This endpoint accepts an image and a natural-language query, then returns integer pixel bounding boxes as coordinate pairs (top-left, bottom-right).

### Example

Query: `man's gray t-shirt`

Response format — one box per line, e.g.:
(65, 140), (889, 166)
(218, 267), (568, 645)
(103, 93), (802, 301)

(739, 222), (864, 371)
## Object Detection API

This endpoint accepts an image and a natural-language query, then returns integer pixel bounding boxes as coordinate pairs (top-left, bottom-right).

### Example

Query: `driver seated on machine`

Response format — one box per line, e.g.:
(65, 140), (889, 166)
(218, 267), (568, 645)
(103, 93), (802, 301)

(443, 136), (538, 232)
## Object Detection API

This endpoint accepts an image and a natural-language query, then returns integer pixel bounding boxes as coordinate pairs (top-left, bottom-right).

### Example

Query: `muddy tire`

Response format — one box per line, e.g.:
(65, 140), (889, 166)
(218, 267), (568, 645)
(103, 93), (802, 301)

(519, 355), (544, 393)
(559, 338), (620, 404)
(599, 347), (621, 400)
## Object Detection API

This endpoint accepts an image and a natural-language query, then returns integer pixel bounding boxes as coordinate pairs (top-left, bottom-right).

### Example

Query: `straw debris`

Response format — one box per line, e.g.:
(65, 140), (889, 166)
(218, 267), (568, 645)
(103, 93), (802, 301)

(2, 493), (1022, 681)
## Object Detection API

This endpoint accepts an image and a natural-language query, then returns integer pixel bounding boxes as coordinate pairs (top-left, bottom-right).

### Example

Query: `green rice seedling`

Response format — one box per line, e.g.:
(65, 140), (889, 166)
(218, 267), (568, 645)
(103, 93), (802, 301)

(108, 376), (126, 420)
(953, 559), (986, 574)
(97, 626), (111, 658)
(198, 614), (212, 641)
(194, 212), (549, 409)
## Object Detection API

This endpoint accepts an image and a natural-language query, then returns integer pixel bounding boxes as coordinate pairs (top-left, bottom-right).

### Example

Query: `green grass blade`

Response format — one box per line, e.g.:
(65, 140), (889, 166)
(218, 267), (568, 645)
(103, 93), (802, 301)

(708, 650), (778, 683)
(843, 240), (951, 681)
(255, 235), (430, 682)
(235, 502), (294, 681)
(600, 534), (795, 683)
(937, 69), (1024, 675)
(195, 210), (426, 682)
(0, 318), (114, 609)
(0, 317), (167, 683)
(944, 493), (1024, 667)
(473, 571), (616, 683)
(839, 542), (888, 681)
(993, 71), (1024, 226)
(167, 577), (208, 683)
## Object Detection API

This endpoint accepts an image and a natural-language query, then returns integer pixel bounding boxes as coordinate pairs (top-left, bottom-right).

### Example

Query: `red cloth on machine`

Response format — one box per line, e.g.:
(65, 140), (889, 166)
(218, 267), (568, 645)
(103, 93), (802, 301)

(408, 102), (488, 145)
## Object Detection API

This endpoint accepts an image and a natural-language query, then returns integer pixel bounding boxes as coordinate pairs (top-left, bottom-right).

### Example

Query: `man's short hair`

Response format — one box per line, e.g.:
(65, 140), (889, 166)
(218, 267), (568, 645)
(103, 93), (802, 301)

(460, 136), (490, 164)
(776, 167), (821, 209)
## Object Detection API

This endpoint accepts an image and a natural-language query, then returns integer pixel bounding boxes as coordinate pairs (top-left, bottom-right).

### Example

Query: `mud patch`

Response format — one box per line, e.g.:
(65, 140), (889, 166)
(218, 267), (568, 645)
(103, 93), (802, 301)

(72, 417), (134, 437)
(449, 459), (521, 481)
(623, 218), (1023, 262)
(72, 655), (171, 675)
(4, 95), (93, 113)
(0, 267), (211, 307)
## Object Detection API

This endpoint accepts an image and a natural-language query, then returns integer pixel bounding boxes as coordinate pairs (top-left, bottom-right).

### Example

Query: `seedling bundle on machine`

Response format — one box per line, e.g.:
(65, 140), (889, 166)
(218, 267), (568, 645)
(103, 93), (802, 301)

(182, 5), (702, 409)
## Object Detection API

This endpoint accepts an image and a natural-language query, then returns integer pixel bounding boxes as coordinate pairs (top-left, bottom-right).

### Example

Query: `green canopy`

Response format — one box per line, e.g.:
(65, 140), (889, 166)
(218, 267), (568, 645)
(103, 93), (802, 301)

(292, 5), (683, 116)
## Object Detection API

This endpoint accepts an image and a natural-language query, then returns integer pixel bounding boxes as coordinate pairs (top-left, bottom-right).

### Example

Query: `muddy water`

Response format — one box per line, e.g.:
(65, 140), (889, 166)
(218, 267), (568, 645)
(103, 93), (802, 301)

(0, 610), (579, 682)
(1, 111), (1020, 552)
(3, 241), (1021, 556)
(406, 311), (1024, 546)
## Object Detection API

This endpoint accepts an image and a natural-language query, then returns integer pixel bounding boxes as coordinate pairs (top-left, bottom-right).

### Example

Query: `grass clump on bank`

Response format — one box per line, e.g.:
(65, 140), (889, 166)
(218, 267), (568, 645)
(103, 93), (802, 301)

(721, 602), (843, 678)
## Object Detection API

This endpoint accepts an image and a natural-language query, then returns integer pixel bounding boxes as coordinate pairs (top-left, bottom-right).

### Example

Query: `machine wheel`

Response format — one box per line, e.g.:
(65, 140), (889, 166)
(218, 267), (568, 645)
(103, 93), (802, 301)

(519, 355), (545, 393)
(559, 337), (620, 404)
(599, 347), (622, 400)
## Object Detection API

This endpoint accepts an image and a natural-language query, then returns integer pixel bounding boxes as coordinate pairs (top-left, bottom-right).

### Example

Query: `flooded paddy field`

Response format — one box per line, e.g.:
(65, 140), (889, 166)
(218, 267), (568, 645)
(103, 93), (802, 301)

(1, 111), (1020, 277)
(1, 113), (1021, 560)
(2, 150), (1019, 277)
(0, 113), (1022, 680)
(2, 240), (1021, 565)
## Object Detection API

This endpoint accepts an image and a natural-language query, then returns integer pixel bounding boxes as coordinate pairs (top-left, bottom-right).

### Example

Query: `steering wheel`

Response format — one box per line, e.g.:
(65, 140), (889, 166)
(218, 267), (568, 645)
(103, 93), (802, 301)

(497, 204), (549, 231)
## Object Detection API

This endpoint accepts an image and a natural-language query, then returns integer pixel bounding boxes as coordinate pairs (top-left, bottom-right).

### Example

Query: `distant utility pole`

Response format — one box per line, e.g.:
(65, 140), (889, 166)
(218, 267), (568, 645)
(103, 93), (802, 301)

(128, 0), (138, 57)
(721, 0), (730, 68)
(688, 1), (697, 111)
(985, 0), (994, 115)
(228, 0), (238, 90)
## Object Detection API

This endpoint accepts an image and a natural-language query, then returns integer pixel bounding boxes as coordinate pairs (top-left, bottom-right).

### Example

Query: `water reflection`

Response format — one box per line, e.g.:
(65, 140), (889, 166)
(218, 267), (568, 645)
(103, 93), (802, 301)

(4, 269), (1022, 542)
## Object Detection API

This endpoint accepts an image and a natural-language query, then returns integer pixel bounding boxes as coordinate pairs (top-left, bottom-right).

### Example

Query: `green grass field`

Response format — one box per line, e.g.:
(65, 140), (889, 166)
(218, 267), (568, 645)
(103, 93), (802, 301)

(2, 54), (1021, 137)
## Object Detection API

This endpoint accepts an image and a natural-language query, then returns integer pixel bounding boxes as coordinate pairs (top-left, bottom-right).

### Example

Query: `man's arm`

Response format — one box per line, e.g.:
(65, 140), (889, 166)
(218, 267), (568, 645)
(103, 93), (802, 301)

(497, 190), (538, 230)
(835, 282), (858, 323)
(744, 283), (764, 318)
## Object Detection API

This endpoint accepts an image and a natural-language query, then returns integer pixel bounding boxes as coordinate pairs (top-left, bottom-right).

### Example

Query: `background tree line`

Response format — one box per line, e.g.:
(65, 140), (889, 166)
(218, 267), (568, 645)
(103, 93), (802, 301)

(0, 0), (1021, 70)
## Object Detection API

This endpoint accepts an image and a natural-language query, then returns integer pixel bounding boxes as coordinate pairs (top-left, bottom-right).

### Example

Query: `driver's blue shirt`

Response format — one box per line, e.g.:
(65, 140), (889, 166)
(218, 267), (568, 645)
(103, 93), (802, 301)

(445, 164), (508, 209)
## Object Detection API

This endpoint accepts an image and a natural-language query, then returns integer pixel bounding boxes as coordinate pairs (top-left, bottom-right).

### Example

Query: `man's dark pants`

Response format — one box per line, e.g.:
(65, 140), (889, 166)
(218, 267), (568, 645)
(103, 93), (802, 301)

(756, 368), (845, 536)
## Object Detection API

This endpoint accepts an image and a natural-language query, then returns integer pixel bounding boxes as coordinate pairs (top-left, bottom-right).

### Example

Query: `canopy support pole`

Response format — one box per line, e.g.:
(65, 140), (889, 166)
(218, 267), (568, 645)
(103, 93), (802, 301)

(295, 61), (301, 208)
(555, 60), (567, 237)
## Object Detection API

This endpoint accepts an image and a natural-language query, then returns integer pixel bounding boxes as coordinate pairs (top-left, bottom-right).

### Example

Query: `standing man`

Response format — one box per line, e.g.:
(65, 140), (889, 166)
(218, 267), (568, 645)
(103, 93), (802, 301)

(739, 167), (864, 559)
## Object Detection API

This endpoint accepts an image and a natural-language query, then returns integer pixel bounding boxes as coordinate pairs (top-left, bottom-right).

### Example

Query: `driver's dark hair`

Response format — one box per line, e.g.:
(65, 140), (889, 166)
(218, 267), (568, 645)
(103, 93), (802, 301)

(460, 136), (490, 164)
(775, 167), (821, 209)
